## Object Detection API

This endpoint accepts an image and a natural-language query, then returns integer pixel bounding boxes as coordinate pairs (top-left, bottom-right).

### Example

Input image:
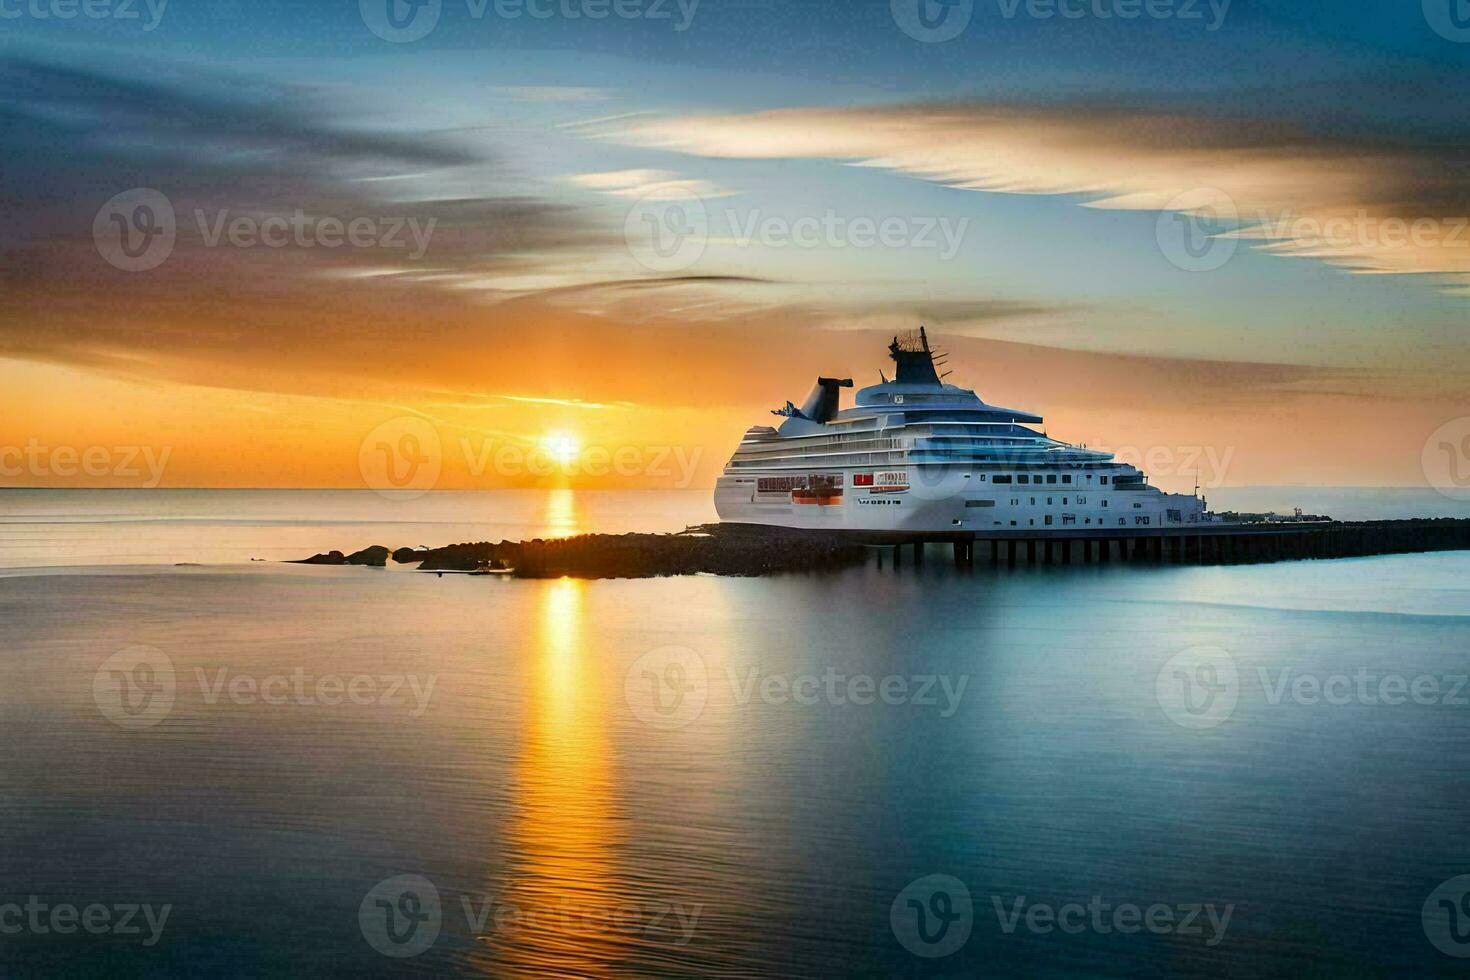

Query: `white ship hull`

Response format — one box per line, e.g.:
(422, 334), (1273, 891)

(715, 469), (1206, 534)
(715, 329), (1211, 536)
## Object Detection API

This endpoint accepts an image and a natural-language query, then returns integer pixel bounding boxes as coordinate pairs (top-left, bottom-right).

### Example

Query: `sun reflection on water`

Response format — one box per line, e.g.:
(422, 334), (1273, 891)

(542, 488), (580, 539)
(478, 576), (626, 976)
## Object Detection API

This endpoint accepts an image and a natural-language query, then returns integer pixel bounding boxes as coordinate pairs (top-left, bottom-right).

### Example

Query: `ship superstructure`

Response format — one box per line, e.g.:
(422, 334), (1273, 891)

(714, 329), (1208, 533)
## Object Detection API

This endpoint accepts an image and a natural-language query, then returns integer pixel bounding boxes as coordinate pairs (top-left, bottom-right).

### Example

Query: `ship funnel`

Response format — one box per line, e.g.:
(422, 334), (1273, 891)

(799, 377), (853, 423)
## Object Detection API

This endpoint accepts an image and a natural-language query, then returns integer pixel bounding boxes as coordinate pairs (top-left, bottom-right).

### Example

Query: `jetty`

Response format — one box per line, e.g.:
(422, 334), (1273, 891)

(288, 518), (1470, 579)
(865, 518), (1470, 569)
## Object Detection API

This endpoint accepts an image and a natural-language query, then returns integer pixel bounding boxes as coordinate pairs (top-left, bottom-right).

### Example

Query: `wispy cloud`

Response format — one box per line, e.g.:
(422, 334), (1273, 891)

(608, 102), (1470, 291)
(566, 168), (735, 200)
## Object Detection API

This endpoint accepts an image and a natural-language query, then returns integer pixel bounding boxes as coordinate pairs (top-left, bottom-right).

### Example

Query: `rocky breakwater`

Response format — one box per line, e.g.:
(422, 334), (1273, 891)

(292, 526), (869, 580)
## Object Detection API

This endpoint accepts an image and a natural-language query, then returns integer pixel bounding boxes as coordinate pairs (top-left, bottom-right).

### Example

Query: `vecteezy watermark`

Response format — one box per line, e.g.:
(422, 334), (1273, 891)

(891, 0), (1227, 42)
(0, 898), (172, 946)
(0, 439), (171, 487)
(624, 648), (970, 731)
(459, 438), (703, 488)
(359, 0), (699, 43)
(890, 875), (973, 958)
(625, 646), (709, 730)
(727, 666), (969, 718)
(193, 209), (435, 258)
(1092, 444), (1235, 489)
(1424, 0), (1470, 43)
(1423, 416), (1470, 502)
(1250, 209), (1470, 254)
(1155, 646), (1239, 730)
(93, 189), (176, 272)
(360, 417), (443, 499)
(94, 646), (177, 730)
(993, 0), (1230, 29)
(624, 185), (708, 273)
(1158, 647), (1470, 730)
(1157, 192), (1470, 274)
(93, 188), (437, 272)
(1257, 668), (1469, 708)
(1423, 875), (1470, 958)
(360, 875), (441, 958)
(94, 648), (437, 728)
(358, 874), (701, 958)
(359, 417), (704, 498)
(722, 209), (970, 261)
(992, 895), (1234, 946)
(0, 0), (168, 31)
(1156, 188), (1240, 273)
(196, 668), (437, 717)
(891, 0), (972, 42)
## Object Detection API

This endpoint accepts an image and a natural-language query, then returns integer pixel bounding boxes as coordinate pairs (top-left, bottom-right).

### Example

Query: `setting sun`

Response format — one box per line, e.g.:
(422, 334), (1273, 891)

(540, 432), (581, 467)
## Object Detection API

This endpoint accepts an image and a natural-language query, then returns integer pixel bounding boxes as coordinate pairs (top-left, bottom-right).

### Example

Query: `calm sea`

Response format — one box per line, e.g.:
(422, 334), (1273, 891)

(2, 489), (1469, 977)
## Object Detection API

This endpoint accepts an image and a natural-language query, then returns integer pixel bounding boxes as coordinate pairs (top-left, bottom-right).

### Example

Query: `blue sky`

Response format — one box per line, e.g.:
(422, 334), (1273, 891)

(2, 0), (1468, 486)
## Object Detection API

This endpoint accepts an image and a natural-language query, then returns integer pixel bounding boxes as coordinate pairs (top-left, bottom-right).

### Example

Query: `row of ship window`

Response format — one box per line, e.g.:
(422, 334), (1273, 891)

(966, 497), (1131, 508)
(985, 474), (1109, 485)
(957, 515), (1159, 527)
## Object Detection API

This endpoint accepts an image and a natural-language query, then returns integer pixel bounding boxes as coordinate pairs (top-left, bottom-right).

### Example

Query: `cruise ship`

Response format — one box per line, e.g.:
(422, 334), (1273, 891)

(715, 329), (1209, 534)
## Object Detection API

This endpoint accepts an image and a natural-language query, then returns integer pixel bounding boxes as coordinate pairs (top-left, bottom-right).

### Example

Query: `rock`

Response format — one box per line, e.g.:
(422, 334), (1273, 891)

(345, 546), (390, 567)
(392, 547), (421, 564)
(291, 550), (346, 565)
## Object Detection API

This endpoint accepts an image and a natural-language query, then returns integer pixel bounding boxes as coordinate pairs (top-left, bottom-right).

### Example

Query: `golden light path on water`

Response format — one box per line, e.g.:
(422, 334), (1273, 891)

(541, 487), (580, 539)
(476, 576), (628, 976)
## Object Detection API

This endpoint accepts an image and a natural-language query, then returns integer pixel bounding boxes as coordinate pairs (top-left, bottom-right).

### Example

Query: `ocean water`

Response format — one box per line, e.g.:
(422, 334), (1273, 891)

(1, 486), (1467, 572)
(2, 490), (1470, 977)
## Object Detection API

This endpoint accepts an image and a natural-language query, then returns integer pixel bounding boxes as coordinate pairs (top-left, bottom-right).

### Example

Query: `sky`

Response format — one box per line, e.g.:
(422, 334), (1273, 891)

(1, 0), (1468, 491)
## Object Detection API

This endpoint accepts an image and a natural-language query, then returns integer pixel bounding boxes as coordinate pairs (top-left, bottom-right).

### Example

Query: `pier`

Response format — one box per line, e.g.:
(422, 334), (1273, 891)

(864, 519), (1470, 570)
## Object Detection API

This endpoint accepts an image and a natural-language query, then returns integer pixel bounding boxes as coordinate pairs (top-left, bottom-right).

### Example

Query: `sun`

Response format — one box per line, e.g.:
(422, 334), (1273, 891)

(539, 432), (580, 467)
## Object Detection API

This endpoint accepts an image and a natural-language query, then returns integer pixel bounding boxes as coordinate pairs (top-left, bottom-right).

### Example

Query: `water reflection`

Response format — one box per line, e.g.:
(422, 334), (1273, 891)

(480, 577), (626, 976)
(542, 488), (579, 539)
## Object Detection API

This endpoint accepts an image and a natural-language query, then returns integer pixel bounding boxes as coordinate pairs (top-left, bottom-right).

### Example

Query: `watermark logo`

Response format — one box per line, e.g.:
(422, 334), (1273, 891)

(728, 667), (968, 717)
(624, 186), (707, 273)
(1423, 417), (1470, 501)
(360, 0), (442, 42)
(1258, 668), (1468, 708)
(625, 646), (708, 730)
(196, 668), (437, 716)
(360, 417), (443, 499)
(93, 189), (176, 273)
(1424, 0), (1470, 42)
(360, 0), (698, 43)
(891, 0), (973, 42)
(193, 209), (436, 257)
(0, 898), (171, 945)
(0, 439), (171, 487)
(1156, 646), (1238, 730)
(891, 874), (972, 958)
(93, 645), (176, 730)
(1091, 444), (1235, 488)
(995, 0), (1230, 29)
(0, 0), (168, 31)
(723, 209), (969, 259)
(993, 895), (1233, 945)
(1156, 188), (1239, 273)
(1425, 875), (1470, 957)
(360, 874), (442, 958)
(458, 437), (703, 487)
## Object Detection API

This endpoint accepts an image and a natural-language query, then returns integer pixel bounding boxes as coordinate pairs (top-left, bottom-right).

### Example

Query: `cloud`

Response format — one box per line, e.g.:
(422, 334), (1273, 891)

(608, 101), (1470, 291)
(566, 168), (734, 200)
